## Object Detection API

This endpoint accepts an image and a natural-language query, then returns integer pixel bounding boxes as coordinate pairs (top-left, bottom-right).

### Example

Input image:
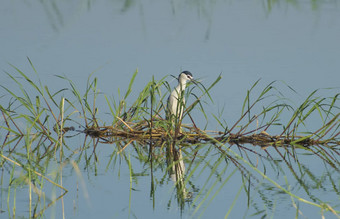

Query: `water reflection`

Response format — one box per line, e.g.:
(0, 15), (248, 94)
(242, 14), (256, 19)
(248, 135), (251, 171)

(1, 121), (340, 218)
(166, 141), (192, 208)
(6, 0), (336, 35)
(96, 133), (194, 210)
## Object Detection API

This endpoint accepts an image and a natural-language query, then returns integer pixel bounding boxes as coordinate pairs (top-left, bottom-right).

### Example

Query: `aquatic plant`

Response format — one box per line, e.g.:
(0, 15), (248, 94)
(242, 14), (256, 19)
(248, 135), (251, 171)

(0, 60), (339, 218)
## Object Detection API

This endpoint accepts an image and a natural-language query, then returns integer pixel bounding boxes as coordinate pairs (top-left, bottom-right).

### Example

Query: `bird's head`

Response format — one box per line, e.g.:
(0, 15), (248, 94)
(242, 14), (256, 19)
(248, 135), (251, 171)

(178, 71), (193, 84)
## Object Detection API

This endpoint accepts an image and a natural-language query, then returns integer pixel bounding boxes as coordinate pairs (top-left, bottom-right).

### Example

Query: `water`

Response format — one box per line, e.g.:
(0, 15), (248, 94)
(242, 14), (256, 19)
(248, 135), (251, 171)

(1, 1), (340, 218)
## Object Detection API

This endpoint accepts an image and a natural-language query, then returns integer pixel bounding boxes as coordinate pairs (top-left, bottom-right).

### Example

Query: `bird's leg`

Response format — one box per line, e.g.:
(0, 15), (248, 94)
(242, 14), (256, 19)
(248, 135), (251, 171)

(175, 123), (182, 135)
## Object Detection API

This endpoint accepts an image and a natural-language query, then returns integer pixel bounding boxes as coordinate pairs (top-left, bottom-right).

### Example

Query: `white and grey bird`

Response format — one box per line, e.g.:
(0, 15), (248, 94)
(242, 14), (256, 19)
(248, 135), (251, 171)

(166, 71), (194, 123)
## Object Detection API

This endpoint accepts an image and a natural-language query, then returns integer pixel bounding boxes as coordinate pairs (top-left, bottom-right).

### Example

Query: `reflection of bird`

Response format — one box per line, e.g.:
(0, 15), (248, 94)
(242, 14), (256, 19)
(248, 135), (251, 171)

(166, 71), (194, 122)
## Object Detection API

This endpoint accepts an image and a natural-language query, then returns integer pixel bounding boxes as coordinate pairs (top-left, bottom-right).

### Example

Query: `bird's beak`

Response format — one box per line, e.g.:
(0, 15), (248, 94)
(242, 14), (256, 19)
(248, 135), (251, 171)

(191, 78), (197, 85)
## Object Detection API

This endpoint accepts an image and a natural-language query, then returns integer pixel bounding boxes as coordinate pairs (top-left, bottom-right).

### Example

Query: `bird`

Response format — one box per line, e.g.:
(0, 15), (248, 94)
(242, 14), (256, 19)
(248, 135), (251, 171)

(166, 71), (194, 124)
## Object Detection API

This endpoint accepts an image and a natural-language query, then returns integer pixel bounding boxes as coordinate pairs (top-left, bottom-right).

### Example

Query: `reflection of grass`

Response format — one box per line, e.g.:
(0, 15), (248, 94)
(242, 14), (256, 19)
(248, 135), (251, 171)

(34, 0), (335, 34)
(1, 60), (339, 218)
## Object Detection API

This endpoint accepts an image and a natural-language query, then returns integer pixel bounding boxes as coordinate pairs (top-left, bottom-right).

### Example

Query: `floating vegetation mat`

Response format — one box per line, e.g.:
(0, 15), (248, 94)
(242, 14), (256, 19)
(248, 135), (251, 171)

(84, 120), (340, 148)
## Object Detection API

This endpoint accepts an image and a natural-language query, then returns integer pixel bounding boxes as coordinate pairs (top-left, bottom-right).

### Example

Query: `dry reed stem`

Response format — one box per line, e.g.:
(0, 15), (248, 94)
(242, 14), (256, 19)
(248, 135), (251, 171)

(118, 139), (134, 154)
(116, 116), (134, 131)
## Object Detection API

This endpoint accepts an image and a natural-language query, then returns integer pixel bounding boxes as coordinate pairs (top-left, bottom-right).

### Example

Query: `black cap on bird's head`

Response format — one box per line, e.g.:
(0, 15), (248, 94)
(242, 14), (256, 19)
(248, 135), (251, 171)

(179, 71), (193, 80)
(181, 70), (192, 77)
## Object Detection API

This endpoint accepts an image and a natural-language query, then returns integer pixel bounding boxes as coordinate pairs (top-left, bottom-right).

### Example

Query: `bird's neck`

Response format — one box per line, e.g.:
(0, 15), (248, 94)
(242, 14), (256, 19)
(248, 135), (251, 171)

(175, 82), (186, 93)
